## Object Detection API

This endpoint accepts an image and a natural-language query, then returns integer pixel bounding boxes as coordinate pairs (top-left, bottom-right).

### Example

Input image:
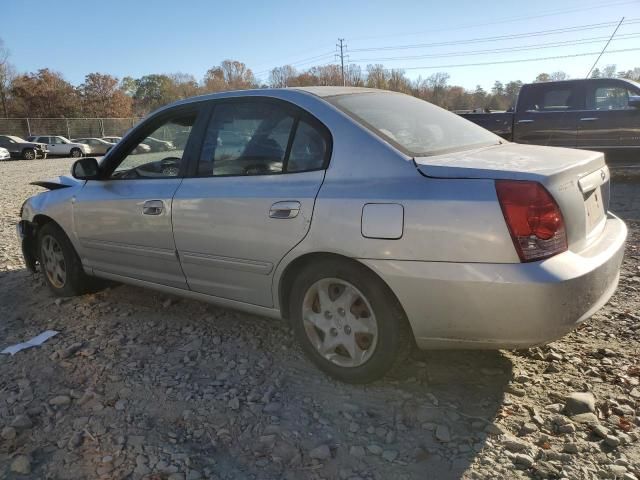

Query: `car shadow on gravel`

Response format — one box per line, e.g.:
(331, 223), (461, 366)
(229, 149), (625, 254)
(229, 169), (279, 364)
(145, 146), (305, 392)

(1, 269), (514, 479)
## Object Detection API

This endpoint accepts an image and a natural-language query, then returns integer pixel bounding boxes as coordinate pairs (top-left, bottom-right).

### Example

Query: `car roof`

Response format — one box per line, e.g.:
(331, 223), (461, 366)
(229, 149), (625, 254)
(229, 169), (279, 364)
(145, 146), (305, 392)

(148, 86), (396, 120)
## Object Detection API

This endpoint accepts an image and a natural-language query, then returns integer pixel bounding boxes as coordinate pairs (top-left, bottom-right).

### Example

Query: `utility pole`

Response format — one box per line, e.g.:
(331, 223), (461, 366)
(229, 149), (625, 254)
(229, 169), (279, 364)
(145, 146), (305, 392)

(336, 38), (347, 86)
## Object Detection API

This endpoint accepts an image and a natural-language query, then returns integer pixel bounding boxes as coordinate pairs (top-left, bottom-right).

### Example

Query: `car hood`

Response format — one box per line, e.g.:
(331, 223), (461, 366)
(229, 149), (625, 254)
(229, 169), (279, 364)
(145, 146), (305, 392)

(31, 175), (81, 190)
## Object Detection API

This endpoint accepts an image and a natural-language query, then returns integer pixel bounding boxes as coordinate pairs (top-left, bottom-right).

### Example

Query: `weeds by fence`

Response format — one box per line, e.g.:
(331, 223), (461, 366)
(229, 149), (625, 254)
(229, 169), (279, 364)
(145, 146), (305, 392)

(0, 118), (142, 140)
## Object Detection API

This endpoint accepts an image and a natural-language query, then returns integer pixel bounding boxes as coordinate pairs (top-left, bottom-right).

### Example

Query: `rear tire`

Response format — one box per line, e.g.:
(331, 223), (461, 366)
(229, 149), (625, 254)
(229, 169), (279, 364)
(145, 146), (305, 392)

(37, 222), (94, 297)
(70, 148), (82, 158)
(289, 258), (413, 384)
(22, 148), (35, 160)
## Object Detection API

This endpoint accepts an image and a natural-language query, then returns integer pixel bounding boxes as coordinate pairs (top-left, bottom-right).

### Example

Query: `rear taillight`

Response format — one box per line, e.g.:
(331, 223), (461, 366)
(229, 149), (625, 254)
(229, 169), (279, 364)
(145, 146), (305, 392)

(495, 180), (567, 262)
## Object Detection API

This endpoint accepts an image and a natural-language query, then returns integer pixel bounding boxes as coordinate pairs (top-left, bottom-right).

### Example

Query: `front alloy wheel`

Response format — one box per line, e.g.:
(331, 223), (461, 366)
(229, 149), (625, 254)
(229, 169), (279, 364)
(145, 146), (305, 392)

(40, 234), (66, 288)
(70, 148), (82, 158)
(302, 278), (378, 368)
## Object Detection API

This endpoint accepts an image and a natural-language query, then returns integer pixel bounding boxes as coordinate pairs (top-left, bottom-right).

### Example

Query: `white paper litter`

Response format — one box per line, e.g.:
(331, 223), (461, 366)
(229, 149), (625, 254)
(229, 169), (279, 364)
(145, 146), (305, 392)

(1, 330), (59, 355)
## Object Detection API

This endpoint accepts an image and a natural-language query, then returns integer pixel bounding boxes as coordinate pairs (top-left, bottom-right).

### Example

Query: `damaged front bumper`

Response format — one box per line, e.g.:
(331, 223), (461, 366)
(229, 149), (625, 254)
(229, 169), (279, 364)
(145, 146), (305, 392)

(17, 220), (38, 272)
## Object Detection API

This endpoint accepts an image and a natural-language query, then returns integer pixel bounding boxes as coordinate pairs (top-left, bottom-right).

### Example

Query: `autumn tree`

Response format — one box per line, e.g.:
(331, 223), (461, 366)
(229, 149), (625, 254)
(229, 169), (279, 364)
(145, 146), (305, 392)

(168, 73), (201, 99)
(10, 69), (79, 117)
(535, 73), (551, 83)
(80, 73), (132, 117)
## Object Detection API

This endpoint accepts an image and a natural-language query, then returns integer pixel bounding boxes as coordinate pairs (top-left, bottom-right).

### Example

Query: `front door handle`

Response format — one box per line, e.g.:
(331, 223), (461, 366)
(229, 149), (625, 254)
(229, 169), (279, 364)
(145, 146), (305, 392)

(142, 200), (164, 215)
(517, 119), (534, 124)
(269, 201), (300, 219)
(580, 117), (599, 121)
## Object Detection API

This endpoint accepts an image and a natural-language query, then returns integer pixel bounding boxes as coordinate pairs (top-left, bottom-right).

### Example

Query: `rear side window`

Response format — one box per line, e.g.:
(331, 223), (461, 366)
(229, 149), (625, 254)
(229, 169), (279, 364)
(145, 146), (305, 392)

(198, 100), (330, 176)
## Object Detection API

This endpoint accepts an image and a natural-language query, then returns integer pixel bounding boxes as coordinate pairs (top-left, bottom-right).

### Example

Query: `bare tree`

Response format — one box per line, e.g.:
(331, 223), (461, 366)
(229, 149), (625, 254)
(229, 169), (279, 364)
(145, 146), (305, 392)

(550, 71), (569, 81)
(0, 38), (16, 118)
(269, 65), (298, 87)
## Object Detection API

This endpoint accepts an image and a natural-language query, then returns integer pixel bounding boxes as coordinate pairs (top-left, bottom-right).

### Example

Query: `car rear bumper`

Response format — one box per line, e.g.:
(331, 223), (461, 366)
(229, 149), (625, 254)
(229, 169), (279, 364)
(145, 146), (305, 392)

(360, 213), (627, 349)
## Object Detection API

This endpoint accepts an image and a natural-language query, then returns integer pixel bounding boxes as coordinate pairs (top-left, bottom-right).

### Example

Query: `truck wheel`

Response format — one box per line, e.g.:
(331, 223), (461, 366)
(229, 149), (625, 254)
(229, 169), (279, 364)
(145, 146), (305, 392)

(289, 258), (413, 383)
(70, 148), (82, 158)
(37, 222), (93, 297)
(22, 148), (36, 160)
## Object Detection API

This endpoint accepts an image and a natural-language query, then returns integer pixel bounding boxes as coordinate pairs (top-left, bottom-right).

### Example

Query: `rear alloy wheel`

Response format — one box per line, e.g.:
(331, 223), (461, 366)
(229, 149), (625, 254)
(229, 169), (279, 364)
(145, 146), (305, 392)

(70, 148), (82, 158)
(22, 148), (35, 160)
(290, 259), (412, 383)
(302, 278), (378, 368)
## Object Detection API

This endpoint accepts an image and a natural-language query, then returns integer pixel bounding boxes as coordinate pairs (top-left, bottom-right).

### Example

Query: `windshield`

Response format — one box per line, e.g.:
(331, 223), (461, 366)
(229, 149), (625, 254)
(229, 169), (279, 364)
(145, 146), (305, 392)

(6, 136), (25, 142)
(328, 92), (502, 157)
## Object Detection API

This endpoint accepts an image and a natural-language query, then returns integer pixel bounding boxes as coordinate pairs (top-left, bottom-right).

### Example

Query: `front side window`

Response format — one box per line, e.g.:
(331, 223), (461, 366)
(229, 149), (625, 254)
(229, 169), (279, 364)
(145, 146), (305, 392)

(589, 83), (634, 110)
(198, 101), (329, 176)
(328, 92), (501, 157)
(109, 112), (195, 180)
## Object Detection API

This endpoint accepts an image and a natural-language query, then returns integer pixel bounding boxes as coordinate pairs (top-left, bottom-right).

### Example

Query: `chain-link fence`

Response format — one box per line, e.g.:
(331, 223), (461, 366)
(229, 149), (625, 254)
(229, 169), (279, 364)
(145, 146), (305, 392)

(0, 118), (142, 140)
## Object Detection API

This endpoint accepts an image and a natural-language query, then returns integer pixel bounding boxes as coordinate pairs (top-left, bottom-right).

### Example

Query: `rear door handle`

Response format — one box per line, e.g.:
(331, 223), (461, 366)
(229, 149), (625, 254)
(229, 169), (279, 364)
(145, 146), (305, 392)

(269, 201), (300, 219)
(517, 119), (534, 124)
(580, 117), (599, 121)
(142, 200), (164, 215)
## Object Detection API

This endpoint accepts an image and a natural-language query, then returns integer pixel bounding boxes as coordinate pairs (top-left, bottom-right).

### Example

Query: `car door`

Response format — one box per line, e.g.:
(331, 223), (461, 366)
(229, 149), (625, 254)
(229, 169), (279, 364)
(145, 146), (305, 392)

(173, 98), (331, 306)
(73, 103), (206, 288)
(577, 79), (640, 149)
(513, 82), (584, 147)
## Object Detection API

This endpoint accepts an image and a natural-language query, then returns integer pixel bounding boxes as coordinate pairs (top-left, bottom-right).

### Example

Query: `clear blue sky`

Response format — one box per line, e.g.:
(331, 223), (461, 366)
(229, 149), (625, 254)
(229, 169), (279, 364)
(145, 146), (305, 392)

(3, 0), (640, 90)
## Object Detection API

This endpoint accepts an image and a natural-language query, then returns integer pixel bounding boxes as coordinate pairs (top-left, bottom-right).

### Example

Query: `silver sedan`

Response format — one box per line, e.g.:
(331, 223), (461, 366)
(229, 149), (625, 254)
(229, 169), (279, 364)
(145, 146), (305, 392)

(17, 87), (627, 383)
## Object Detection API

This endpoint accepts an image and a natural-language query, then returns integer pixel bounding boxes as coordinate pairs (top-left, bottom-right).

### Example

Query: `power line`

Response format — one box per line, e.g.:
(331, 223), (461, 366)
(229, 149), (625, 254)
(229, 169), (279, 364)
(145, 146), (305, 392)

(348, 31), (640, 63)
(349, 0), (639, 42)
(586, 17), (626, 77)
(363, 47), (640, 71)
(253, 52), (336, 77)
(348, 18), (640, 53)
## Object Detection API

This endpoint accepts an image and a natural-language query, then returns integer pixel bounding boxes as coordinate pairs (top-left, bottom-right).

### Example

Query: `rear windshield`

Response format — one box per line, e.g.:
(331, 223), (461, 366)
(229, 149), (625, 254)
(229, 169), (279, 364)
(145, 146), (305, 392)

(328, 92), (502, 157)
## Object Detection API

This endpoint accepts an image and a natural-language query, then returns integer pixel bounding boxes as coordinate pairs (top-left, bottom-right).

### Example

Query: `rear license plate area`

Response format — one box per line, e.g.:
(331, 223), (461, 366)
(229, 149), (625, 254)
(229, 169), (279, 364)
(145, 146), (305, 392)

(584, 186), (605, 232)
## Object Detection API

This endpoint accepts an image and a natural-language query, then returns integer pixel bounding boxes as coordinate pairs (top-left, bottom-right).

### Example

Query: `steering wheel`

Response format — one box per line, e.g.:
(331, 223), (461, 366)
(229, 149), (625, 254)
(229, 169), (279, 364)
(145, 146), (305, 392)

(243, 163), (271, 175)
(160, 157), (181, 176)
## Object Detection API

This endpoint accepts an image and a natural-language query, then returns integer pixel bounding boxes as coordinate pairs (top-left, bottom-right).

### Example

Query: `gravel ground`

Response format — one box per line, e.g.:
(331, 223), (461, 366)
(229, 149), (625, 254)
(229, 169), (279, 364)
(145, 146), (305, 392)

(0, 158), (639, 480)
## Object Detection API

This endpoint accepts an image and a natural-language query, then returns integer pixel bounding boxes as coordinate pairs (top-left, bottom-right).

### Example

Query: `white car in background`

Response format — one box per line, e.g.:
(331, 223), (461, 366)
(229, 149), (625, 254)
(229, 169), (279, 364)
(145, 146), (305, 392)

(27, 135), (91, 158)
(72, 138), (116, 155)
(0, 147), (10, 161)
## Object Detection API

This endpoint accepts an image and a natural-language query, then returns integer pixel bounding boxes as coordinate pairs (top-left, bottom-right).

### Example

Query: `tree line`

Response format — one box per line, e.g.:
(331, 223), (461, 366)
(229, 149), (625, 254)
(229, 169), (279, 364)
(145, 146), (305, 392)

(1, 38), (639, 119)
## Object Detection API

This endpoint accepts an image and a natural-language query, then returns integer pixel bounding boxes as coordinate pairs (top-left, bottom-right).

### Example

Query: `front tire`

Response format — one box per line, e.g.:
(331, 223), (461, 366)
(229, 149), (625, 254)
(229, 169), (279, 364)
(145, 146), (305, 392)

(289, 259), (413, 383)
(37, 222), (92, 297)
(70, 148), (82, 158)
(22, 148), (35, 160)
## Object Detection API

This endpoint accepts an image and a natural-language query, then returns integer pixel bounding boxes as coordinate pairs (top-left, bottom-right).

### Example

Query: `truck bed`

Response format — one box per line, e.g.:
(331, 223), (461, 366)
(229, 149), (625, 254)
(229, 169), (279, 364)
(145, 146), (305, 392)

(459, 112), (513, 141)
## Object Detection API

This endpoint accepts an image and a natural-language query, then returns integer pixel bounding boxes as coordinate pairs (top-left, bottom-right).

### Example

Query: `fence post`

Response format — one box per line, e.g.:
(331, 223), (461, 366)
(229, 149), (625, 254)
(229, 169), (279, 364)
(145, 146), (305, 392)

(66, 119), (70, 139)
(26, 118), (31, 137)
(100, 119), (105, 137)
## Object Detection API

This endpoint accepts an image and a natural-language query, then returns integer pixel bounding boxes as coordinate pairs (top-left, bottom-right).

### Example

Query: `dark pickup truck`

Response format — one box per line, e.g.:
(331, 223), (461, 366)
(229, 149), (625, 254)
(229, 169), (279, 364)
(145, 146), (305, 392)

(460, 78), (640, 153)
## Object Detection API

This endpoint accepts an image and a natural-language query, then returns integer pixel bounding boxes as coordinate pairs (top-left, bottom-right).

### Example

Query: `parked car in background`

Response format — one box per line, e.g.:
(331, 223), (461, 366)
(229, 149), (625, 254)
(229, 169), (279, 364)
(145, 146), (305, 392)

(72, 138), (116, 155)
(101, 136), (152, 154)
(459, 78), (640, 154)
(0, 135), (48, 159)
(18, 87), (626, 383)
(0, 147), (11, 161)
(142, 136), (175, 152)
(27, 135), (91, 157)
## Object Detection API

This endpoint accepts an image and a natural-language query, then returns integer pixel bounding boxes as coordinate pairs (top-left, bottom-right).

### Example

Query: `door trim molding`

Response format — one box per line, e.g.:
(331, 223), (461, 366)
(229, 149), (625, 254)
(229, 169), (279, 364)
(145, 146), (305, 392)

(179, 250), (273, 275)
(79, 238), (176, 260)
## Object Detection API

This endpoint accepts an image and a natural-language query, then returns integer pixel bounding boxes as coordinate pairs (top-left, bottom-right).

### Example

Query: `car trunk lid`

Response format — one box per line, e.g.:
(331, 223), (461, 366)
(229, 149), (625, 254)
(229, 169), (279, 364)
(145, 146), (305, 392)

(414, 143), (610, 253)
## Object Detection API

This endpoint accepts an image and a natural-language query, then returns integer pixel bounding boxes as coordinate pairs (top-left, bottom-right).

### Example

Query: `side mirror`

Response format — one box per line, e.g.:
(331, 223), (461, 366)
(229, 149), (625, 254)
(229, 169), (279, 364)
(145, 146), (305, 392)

(629, 96), (640, 108)
(71, 157), (100, 180)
